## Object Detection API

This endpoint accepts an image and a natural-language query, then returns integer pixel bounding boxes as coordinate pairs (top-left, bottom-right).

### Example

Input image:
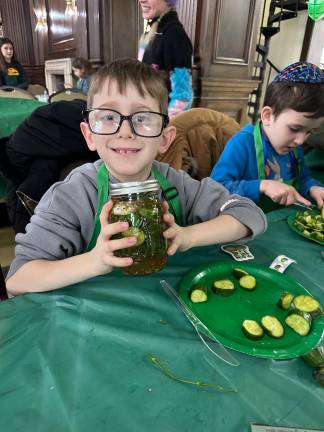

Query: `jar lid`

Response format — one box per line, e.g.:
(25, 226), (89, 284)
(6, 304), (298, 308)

(110, 179), (160, 196)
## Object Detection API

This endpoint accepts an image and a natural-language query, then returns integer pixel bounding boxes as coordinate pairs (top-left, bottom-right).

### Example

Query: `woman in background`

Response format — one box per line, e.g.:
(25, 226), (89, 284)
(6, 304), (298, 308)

(138, 0), (193, 117)
(0, 37), (27, 89)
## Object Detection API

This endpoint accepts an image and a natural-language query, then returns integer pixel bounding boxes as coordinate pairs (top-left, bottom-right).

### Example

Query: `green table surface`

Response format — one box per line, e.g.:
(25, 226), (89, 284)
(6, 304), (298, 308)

(0, 97), (47, 199)
(304, 148), (324, 184)
(0, 96), (46, 139)
(0, 208), (323, 432)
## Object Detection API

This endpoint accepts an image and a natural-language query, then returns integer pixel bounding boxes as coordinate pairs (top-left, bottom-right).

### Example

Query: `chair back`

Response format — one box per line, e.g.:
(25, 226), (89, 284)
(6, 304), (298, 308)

(157, 108), (240, 180)
(49, 90), (87, 103)
(0, 264), (8, 301)
(27, 83), (48, 98)
(0, 86), (36, 100)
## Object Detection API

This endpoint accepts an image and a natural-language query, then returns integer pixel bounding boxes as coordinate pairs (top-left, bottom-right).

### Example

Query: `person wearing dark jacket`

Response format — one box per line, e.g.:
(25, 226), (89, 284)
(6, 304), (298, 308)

(0, 37), (27, 89)
(0, 99), (97, 233)
(138, 0), (193, 117)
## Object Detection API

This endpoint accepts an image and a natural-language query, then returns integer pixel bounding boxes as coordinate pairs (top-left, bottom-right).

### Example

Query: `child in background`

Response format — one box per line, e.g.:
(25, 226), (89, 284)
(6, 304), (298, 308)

(66, 57), (92, 94)
(6, 58), (266, 296)
(0, 37), (27, 89)
(210, 62), (324, 212)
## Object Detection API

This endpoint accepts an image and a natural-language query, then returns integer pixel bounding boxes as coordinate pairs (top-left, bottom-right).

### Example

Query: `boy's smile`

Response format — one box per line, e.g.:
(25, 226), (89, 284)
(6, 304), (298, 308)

(80, 78), (175, 182)
(262, 108), (324, 155)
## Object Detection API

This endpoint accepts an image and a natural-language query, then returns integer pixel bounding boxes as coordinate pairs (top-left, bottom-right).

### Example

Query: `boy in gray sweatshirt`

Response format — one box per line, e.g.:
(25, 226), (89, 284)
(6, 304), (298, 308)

(7, 59), (267, 295)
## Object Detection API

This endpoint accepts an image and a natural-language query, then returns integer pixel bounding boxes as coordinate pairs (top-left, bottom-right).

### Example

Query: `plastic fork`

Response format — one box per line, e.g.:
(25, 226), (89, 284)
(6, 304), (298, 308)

(160, 280), (240, 367)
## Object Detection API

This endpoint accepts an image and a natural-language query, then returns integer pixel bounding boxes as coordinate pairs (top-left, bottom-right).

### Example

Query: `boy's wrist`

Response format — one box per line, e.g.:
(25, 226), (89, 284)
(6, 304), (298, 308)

(260, 179), (267, 193)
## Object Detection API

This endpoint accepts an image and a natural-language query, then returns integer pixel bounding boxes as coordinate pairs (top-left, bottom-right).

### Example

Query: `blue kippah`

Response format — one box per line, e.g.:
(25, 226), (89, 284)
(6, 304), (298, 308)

(273, 61), (324, 84)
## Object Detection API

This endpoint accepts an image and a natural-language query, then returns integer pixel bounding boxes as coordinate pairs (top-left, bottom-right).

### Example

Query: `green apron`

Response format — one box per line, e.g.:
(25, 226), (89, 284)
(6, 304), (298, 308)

(254, 121), (301, 213)
(85, 163), (183, 252)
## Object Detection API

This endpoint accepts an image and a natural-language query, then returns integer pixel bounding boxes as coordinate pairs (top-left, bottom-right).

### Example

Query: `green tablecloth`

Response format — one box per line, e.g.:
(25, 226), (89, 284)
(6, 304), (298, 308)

(304, 148), (324, 184)
(0, 97), (47, 200)
(0, 97), (46, 139)
(0, 208), (323, 432)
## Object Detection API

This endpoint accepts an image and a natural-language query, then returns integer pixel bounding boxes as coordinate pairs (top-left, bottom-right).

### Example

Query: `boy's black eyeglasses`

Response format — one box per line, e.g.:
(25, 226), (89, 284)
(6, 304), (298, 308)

(83, 109), (169, 138)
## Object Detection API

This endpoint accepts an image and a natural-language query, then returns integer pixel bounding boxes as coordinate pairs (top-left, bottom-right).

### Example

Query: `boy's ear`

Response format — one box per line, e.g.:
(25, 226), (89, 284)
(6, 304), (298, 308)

(260, 106), (274, 126)
(80, 122), (97, 151)
(158, 125), (177, 154)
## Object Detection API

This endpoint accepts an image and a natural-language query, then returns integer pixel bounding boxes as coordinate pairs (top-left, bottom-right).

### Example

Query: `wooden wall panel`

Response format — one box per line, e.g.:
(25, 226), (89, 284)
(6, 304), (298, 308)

(177, 0), (198, 46)
(215, 0), (254, 64)
(199, 0), (262, 79)
(0, 0), (34, 65)
(44, 0), (76, 59)
(100, 0), (141, 64)
(195, 0), (263, 124)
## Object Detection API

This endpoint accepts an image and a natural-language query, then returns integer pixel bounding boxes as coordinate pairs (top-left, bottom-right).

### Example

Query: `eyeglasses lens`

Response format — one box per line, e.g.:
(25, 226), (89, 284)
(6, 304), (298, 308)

(88, 110), (164, 137)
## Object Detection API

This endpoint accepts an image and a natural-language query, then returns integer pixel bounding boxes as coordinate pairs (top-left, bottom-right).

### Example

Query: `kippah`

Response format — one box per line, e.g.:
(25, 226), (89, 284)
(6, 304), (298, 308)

(273, 61), (324, 84)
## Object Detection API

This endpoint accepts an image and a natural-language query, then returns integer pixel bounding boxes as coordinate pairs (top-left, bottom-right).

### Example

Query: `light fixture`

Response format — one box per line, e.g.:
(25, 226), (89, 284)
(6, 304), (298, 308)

(34, 9), (47, 32)
(65, 0), (78, 17)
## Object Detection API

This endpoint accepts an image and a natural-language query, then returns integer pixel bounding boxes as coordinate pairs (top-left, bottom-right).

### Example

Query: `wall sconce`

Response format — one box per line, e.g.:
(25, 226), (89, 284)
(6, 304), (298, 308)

(34, 9), (47, 32)
(65, 0), (78, 17)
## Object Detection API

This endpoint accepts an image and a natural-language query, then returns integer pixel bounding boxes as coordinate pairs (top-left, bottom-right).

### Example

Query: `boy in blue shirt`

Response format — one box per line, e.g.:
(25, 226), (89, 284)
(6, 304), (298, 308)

(210, 62), (324, 212)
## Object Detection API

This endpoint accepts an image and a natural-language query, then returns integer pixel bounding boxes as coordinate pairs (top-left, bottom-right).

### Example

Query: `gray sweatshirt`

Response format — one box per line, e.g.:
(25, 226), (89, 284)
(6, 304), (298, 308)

(7, 160), (267, 278)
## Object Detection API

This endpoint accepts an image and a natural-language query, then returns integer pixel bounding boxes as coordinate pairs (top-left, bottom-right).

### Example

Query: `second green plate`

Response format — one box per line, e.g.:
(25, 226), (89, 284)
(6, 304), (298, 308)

(287, 212), (324, 246)
(179, 261), (323, 359)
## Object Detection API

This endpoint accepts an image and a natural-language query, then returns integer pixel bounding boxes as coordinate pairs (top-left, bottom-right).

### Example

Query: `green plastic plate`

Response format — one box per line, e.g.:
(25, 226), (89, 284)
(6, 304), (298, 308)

(179, 261), (324, 359)
(287, 212), (324, 246)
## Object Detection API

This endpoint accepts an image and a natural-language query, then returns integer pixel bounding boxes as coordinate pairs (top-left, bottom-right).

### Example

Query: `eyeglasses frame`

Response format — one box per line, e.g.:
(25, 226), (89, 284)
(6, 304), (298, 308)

(82, 108), (169, 138)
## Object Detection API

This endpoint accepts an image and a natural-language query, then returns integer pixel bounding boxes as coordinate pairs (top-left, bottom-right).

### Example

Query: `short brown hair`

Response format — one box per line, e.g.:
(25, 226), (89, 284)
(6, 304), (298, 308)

(263, 82), (324, 119)
(87, 58), (169, 113)
(72, 57), (92, 74)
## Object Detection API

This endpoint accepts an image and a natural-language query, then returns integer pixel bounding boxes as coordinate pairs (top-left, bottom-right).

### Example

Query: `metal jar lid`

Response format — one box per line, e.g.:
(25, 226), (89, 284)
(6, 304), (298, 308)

(110, 179), (160, 196)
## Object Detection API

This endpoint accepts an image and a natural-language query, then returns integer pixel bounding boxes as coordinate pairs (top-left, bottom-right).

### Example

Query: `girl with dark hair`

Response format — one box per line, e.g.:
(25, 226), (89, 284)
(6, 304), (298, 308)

(0, 37), (27, 89)
(65, 57), (92, 94)
(138, 0), (193, 117)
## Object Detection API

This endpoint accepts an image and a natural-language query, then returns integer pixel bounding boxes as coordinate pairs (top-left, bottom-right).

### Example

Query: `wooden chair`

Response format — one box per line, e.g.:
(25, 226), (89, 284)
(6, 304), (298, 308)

(27, 83), (48, 98)
(0, 86), (36, 100)
(49, 90), (87, 103)
(0, 263), (8, 301)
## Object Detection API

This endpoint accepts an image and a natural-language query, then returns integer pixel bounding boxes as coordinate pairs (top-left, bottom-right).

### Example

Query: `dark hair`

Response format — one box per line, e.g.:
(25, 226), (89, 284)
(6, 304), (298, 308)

(87, 58), (169, 114)
(0, 37), (16, 72)
(263, 82), (324, 119)
(72, 57), (92, 74)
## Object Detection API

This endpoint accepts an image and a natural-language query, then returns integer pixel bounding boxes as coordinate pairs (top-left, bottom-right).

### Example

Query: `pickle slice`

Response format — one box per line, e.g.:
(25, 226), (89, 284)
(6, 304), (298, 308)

(233, 268), (249, 279)
(112, 202), (137, 215)
(122, 227), (146, 246)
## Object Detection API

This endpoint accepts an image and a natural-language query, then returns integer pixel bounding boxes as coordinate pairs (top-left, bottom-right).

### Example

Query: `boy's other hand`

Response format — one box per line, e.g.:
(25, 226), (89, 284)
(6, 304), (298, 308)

(309, 185), (324, 209)
(162, 202), (191, 255)
(260, 179), (311, 207)
(88, 201), (136, 275)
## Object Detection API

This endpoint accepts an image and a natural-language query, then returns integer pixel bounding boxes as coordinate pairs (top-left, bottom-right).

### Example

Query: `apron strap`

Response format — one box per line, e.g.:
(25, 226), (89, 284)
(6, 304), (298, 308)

(86, 163), (109, 252)
(253, 121), (302, 213)
(253, 120), (266, 180)
(152, 167), (183, 225)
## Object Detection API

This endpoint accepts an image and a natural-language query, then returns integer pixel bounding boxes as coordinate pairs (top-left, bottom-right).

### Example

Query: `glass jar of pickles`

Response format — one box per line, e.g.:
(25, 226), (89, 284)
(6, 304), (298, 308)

(109, 179), (167, 275)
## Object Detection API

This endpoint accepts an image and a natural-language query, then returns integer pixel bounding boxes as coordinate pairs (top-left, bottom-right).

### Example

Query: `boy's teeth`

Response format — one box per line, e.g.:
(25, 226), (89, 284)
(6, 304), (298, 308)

(115, 149), (138, 154)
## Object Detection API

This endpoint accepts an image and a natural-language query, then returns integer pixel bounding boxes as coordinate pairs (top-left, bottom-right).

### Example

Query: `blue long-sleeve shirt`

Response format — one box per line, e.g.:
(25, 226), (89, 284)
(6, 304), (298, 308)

(210, 124), (322, 203)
